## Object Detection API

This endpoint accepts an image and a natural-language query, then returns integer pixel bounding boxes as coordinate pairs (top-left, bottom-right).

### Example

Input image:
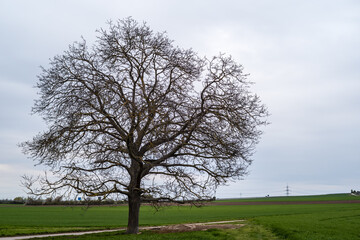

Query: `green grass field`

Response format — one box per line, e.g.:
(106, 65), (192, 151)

(0, 194), (359, 239)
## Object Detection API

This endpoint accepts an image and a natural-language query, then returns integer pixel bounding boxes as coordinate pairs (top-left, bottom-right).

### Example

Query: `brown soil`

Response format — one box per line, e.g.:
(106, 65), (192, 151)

(144, 220), (245, 233)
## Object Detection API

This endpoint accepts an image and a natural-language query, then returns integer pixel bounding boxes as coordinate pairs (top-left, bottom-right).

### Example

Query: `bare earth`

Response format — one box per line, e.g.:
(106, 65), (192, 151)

(145, 220), (245, 233)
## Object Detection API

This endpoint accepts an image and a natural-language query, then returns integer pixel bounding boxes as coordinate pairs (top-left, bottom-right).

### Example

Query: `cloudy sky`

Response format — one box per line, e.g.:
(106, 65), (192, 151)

(0, 0), (359, 199)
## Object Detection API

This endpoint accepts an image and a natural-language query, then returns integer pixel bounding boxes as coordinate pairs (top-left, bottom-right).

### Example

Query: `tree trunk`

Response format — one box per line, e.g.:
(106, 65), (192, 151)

(126, 190), (141, 234)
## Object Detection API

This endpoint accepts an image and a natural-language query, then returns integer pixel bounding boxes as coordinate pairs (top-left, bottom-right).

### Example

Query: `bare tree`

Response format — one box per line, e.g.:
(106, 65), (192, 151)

(21, 18), (268, 234)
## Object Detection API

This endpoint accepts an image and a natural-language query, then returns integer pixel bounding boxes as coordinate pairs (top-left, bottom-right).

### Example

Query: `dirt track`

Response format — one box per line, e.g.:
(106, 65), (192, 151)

(146, 220), (245, 233)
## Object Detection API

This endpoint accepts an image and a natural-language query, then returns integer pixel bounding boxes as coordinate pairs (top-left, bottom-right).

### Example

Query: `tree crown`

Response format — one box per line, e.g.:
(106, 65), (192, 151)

(22, 18), (268, 202)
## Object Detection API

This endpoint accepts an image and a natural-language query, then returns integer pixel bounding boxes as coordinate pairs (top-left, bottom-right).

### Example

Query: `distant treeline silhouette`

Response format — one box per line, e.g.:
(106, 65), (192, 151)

(0, 196), (215, 206)
(0, 197), (125, 205)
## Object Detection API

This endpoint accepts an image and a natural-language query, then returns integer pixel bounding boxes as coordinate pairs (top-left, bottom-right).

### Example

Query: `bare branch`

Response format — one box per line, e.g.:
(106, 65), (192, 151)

(21, 17), (268, 234)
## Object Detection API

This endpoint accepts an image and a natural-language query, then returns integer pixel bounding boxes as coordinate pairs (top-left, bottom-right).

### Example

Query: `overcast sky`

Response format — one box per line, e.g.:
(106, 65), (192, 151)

(1, 0), (359, 199)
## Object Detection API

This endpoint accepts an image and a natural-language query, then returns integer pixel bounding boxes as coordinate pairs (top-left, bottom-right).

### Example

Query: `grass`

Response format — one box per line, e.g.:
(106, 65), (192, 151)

(253, 208), (360, 240)
(0, 194), (359, 239)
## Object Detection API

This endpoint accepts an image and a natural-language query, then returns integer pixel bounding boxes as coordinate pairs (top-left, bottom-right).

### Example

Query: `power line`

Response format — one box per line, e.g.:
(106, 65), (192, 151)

(285, 184), (290, 196)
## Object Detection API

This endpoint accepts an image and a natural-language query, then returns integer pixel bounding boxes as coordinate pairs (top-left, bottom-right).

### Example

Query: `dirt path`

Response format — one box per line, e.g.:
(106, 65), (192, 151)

(147, 220), (245, 233)
(0, 220), (245, 240)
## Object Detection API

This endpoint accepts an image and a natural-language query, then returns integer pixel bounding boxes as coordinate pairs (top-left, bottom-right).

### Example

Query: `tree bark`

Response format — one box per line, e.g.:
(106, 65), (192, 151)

(126, 190), (141, 234)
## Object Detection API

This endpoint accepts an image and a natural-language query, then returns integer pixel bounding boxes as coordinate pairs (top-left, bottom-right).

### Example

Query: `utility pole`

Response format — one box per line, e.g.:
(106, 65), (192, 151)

(285, 184), (290, 196)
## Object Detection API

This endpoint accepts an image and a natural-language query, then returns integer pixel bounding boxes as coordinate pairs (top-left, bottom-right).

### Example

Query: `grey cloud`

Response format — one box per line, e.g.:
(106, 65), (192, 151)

(0, 0), (359, 198)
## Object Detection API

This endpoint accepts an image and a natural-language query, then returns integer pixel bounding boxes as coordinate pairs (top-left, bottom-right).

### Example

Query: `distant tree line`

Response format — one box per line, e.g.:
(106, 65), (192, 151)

(0, 196), (216, 206)
(0, 197), (27, 204)
(0, 196), (125, 205)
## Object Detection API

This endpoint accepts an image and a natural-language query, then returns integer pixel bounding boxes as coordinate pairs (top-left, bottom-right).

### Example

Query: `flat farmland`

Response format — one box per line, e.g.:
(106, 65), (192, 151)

(0, 194), (359, 239)
(216, 193), (360, 202)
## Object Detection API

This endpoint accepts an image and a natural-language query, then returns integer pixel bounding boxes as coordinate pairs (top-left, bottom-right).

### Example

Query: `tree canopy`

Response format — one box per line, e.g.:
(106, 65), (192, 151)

(21, 18), (268, 233)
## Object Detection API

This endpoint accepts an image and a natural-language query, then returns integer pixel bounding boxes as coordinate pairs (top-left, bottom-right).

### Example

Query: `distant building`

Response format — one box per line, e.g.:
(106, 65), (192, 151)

(351, 190), (360, 196)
